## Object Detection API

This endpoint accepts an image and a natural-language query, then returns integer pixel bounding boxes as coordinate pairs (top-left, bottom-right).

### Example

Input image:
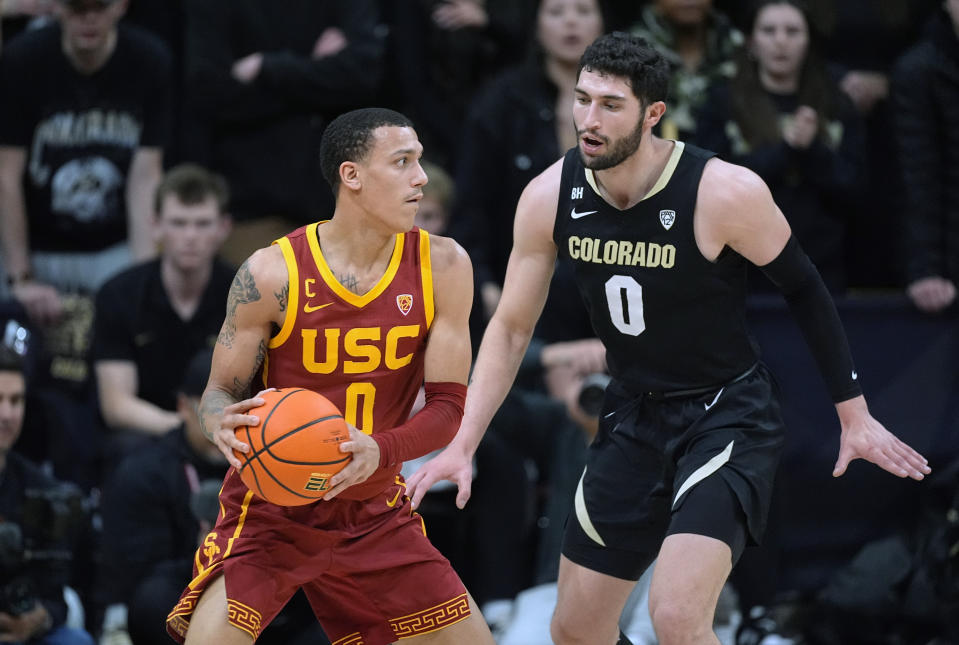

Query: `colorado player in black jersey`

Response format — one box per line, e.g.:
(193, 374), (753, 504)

(407, 32), (931, 645)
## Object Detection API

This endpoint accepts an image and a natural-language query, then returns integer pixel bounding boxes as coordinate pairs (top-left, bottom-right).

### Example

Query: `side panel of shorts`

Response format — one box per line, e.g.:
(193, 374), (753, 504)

(562, 364), (785, 580)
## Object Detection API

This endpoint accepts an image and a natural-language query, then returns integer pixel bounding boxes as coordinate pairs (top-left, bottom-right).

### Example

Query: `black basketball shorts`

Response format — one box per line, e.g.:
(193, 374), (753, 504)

(562, 362), (786, 581)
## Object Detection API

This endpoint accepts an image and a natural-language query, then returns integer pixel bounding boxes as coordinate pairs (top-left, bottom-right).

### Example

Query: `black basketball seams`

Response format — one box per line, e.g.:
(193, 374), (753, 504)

(259, 415), (349, 465)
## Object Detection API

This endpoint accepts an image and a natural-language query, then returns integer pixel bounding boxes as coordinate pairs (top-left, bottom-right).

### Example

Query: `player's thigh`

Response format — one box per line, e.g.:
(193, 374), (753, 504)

(648, 533), (732, 625)
(552, 554), (637, 636)
(402, 592), (495, 645)
(183, 575), (254, 645)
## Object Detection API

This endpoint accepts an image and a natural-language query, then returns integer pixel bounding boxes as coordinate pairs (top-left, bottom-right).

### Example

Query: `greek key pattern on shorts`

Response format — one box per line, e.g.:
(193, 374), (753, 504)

(390, 592), (470, 638)
(331, 633), (364, 645)
(227, 598), (263, 639)
(166, 589), (201, 638)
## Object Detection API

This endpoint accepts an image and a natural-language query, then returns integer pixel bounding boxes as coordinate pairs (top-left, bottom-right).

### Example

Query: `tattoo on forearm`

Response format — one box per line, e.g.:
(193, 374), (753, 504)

(275, 282), (288, 312)
(218, 261), (261, 348)
(337, 271), (360, 294)
(198, 390), (233, 441)
(230, 339), (268, 400)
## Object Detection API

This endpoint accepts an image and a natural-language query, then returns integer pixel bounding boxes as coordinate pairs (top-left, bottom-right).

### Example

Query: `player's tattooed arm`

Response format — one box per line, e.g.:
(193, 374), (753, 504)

(218, 260), (262, 348)
(275, 282), (288, 313)
(228, 339), (267, 401)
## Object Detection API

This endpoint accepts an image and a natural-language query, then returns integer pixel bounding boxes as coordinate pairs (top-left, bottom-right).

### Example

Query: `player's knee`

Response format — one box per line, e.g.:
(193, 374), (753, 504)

(550, 609), (577, 645)
(550, 609), (612, 645)
(649, 598), (712, 645)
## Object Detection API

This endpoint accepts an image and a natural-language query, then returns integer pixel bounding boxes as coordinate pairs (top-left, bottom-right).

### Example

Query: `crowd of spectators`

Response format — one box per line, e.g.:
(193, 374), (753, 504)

(0, 0), (956, 644)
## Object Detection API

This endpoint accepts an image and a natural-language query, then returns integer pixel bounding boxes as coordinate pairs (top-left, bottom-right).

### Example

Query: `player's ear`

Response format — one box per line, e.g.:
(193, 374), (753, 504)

(644, 101), (667, 130)
(339, 161), (361, 191)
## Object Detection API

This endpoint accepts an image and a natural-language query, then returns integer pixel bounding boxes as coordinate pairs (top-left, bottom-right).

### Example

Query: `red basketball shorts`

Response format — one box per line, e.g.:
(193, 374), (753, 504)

(166, 469), (470, 645)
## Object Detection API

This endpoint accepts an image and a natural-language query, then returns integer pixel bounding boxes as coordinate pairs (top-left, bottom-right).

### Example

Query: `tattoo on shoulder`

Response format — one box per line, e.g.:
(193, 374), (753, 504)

(337, 271), (360, 294)
(275, 282), (289, 312)
(218, 261), (262, 348)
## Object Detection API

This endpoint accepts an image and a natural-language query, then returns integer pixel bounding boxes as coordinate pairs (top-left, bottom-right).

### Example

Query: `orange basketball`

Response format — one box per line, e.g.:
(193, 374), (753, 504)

(233, 388), (351, 506)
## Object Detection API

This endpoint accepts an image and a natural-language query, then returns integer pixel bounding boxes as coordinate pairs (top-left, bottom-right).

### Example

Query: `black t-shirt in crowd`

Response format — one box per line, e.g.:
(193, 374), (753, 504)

(0, 23), (172, 252)
(91, 259), (234, 411)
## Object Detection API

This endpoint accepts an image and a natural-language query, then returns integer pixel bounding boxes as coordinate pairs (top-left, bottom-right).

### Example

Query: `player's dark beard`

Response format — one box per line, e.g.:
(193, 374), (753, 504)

(578, 120), (644, 171)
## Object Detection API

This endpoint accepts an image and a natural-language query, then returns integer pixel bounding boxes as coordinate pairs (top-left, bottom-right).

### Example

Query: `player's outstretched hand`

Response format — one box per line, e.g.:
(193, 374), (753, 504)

(323, 424), (378, 501)
(406, 446), (473, 511)
(833, 396), (931, 480)
(213, 390), (271, 469)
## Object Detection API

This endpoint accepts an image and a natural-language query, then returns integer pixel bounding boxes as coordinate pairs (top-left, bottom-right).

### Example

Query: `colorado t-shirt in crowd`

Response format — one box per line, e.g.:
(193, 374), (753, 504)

(0, 23), (171, 252)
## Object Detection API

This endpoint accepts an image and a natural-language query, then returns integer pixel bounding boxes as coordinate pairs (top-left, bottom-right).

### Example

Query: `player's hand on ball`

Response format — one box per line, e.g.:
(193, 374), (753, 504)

(215, 394), (267, 469)
(323, 424), (378, 500)
(406, 446), (474, 511)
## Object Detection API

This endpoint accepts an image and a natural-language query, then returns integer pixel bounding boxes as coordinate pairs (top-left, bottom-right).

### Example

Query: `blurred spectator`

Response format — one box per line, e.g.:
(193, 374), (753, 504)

(95, 348), (227, 645)
(695, 0), (865, 293)
(627, 0), (743, 141)
(382, 0), (532, 168)
(0, 0), (172, 490)
(0, 0), (170, 324)
(184, 0), (384, 267)
(807, 0), (938, 288)
(450, 0), (605, 327)
(0, 345), (93, 645)
(91, 164), (232, 450)
(415, 160), (454, 235)
(891, 1), (959, 314)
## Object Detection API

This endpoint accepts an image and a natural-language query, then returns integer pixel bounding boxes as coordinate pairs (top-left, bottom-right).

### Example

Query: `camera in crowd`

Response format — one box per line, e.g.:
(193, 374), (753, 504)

(0, 483), (85, 615)
(578, 372), (611, 417)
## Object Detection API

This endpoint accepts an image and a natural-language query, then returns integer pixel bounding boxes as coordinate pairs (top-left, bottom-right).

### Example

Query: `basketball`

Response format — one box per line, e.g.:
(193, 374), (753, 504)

(233, 388), (351, 506)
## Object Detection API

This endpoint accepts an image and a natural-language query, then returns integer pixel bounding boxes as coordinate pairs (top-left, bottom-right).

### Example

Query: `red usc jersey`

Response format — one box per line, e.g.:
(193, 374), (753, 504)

(264, 222), (435, 500)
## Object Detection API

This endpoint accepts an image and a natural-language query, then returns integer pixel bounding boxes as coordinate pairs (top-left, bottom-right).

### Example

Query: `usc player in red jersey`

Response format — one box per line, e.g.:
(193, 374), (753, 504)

(165, 108), (494, 645)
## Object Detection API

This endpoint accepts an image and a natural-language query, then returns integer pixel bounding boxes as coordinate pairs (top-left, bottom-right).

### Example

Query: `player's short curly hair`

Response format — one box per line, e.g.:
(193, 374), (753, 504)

(320, 108), (415, 196)
(578, 31), (670, 109)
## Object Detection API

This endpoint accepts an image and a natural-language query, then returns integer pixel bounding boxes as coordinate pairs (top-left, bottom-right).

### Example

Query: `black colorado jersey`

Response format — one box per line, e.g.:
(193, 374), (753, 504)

(553, 141), (759, 392)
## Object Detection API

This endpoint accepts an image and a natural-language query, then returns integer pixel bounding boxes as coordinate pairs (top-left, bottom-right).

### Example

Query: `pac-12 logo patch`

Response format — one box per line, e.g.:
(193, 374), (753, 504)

(396, 294), (413, 315)
(659, 209), (676, 230)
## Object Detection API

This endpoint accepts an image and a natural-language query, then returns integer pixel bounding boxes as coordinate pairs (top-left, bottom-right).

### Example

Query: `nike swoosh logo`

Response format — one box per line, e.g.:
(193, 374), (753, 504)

(303, 302), (333, 313)
(571, 207), (598, 219)
(704, 387), (724, 411)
